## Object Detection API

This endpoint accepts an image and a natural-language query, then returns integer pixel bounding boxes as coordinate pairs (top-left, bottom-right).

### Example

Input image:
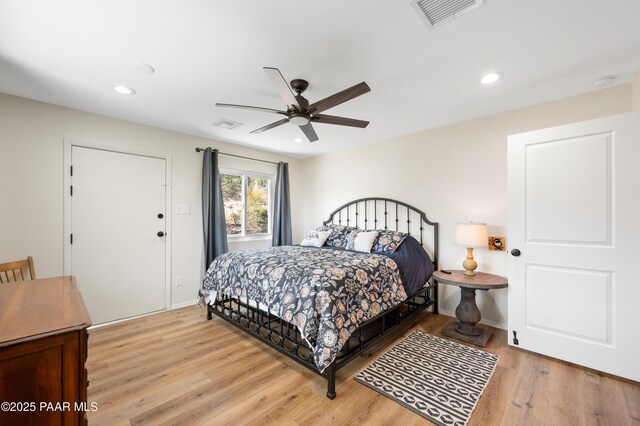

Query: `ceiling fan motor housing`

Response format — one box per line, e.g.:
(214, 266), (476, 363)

(290, 79), (309, 94)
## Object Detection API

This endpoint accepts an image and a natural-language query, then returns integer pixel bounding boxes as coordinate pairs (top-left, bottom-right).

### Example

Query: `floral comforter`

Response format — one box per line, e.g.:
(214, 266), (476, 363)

(202, 246), (408, 372)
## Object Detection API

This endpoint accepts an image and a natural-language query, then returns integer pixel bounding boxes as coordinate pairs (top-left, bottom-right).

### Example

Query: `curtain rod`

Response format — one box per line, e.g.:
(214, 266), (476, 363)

(195, 147), (280, 166)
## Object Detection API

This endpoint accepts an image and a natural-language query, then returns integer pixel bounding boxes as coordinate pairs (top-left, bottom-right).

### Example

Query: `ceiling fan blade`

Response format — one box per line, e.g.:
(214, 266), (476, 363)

(311, 114), (369, 128)
(250, 118), (289, 134)
(263, 67), (301, 111)
(307, 82), (370, 115)
(215, 103), (286, 115)
(299, 123), (319, 142)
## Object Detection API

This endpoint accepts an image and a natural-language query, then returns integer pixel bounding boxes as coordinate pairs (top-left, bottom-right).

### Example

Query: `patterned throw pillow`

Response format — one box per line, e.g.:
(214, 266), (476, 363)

(317, 224), (358, 248)
(300, 229), (332, 248)
(372, 230), (408, 254)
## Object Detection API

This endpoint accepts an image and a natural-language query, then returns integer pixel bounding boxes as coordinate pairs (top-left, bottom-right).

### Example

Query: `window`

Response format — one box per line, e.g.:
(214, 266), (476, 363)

(220, 170), (272, 238)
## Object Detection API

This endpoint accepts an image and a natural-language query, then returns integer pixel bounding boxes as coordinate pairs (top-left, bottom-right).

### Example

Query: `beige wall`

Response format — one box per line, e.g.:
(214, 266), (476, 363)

(0, 93), (304, 308)
(301, 84), (632, 328)
(1, 83), (633, 325)
(633, 71), (640, 112)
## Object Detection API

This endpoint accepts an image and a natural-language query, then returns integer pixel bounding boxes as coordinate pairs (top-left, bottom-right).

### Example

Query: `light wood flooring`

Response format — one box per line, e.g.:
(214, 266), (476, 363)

(86, 306), (640, 425)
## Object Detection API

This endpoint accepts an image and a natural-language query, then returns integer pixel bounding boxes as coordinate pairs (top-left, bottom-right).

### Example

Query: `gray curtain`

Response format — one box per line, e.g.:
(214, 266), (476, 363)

(272, 161), (292, 246)
(202, 148), (228, 267)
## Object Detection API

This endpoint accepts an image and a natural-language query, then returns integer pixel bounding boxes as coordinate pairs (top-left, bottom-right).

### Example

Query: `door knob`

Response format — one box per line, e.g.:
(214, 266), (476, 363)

(157, 231), (165, 237)
(157, 213), (164, 219)
(511, 248), (521, 257)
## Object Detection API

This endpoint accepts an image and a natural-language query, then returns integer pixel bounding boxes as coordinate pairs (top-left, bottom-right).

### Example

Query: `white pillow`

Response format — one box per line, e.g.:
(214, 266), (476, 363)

(300, 229), (332, 248)
(353, 231), (378, 253)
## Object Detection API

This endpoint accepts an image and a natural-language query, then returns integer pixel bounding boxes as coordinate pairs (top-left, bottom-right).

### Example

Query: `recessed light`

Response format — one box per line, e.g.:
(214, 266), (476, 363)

(480, 72), (503, 85)
(112, 85), (136, 95)
(592, 76), (616, 89)
(133, 62), (155, 75)
(294, 137), (304, 143)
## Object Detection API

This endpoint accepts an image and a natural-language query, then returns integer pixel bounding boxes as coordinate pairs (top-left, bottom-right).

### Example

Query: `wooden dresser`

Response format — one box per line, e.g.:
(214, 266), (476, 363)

(0, 276), (92, 425)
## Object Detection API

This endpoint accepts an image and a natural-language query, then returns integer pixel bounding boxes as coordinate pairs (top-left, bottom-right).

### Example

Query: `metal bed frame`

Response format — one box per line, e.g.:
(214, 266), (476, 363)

(207, 197), (439, 399)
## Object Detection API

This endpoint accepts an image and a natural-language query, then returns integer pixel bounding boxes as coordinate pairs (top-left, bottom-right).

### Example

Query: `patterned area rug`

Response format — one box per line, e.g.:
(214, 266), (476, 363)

(355, 330), (499, 426)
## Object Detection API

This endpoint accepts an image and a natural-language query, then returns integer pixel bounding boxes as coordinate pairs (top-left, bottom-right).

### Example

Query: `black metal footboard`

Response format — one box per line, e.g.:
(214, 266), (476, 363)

(207, 281), (438, 399)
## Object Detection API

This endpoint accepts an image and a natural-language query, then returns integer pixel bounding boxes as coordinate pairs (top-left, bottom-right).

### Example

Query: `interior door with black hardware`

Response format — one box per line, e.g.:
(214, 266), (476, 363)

(508, 112), (640, 382)
(71, 146), (166, 324)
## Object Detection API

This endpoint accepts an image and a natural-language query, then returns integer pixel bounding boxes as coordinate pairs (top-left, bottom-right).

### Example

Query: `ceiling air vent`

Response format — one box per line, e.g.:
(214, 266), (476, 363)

(410, 0), (484, 29)
(212, 118), (242, 130)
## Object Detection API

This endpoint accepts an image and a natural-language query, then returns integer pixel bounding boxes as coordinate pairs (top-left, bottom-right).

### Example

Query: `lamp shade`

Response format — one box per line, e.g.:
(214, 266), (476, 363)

(454, 222), (488, 248)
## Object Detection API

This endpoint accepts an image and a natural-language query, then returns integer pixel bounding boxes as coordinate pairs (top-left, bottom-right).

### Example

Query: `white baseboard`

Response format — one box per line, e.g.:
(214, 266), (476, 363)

(171, 300), (197, 310)
(437, 309), (506, 331)
(88, 301), (197, 329)
(88, 309), (161, 329)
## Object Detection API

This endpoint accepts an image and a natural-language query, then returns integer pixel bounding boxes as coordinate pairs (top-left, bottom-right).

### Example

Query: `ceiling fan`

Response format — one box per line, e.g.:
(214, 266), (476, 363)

(216, 67), (371, 142)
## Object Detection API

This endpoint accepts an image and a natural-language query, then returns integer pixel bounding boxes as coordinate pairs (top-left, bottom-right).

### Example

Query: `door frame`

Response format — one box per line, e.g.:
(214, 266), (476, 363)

(63, 139), (173, 313)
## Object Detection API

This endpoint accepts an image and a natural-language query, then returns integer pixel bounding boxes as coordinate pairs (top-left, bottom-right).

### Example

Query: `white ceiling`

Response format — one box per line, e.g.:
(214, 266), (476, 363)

(1, 0), (639, 158)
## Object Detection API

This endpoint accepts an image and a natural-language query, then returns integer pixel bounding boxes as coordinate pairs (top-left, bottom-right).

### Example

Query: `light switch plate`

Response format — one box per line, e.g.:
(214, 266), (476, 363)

(175, 204), (190, 215)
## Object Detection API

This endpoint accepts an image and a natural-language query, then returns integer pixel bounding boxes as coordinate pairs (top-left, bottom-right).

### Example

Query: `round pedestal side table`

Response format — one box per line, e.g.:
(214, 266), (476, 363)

(433, 270), (508, 347)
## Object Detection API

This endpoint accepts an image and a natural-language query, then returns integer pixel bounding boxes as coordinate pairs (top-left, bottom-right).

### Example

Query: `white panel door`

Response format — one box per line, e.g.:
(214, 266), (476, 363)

(71, 147), (166, 324)
(508, 112), (640, 381)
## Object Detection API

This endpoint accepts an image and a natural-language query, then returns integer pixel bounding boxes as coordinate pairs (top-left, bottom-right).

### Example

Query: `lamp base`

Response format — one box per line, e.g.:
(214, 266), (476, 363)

(462, 247), (478, 276)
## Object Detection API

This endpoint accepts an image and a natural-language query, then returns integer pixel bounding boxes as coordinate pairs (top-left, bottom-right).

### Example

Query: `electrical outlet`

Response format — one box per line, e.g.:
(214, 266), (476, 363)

(176, 276), (183, 287)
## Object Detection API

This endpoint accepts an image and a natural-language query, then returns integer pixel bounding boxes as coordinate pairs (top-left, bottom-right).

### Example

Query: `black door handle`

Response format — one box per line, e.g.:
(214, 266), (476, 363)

(157, 231), (165, 237)
(511, 248), (521, 257)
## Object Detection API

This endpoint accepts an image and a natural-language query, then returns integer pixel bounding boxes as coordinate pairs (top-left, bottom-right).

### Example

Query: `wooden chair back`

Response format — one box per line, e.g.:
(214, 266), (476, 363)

(0, 256), (36, 283)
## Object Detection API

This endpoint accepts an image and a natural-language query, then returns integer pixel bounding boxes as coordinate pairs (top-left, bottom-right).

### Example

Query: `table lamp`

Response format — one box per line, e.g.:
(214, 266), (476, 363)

(454, 222), (488, 276)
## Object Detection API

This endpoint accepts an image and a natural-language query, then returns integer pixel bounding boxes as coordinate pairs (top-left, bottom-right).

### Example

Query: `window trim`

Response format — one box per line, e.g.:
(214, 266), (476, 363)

(220, 167), (274, 240)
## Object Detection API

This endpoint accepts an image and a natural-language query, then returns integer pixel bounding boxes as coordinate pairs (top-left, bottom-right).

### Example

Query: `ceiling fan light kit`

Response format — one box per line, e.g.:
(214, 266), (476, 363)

(288, 113), (310, 126)
(216, 67), (370, 142)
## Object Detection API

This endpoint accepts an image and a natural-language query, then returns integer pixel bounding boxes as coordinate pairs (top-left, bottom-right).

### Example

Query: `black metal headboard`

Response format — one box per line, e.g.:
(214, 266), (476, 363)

(323, 197), (439, 269)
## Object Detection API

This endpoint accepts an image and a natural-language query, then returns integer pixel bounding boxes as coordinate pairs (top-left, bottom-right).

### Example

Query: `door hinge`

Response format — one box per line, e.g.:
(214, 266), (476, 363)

(70, 185), (73, 196)
(512, 330), (519, 345)
(70, 165), (73, 176)
(70, 234), (73, 244)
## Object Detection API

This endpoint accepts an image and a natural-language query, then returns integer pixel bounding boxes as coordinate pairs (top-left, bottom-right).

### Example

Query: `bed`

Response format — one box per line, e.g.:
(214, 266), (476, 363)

(202, 197), (439, 399)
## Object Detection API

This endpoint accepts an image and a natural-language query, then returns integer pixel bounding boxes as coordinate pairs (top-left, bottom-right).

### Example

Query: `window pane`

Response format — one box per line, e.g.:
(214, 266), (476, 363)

(246, 176), (269, 234)
(221, 174), (242, 235)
